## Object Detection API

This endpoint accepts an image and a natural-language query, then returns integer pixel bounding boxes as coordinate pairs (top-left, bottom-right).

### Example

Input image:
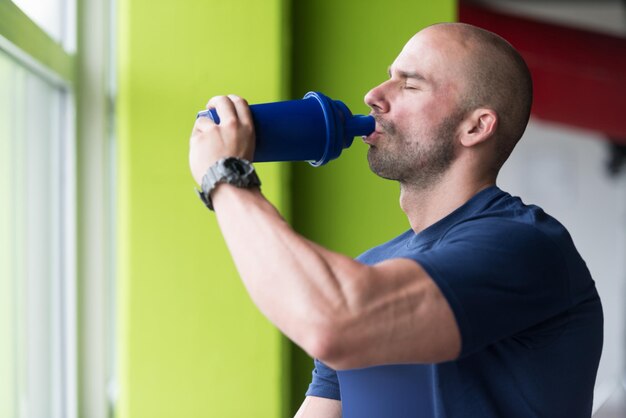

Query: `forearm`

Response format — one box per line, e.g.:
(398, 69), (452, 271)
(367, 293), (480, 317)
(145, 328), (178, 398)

(211, 183), (363, 357)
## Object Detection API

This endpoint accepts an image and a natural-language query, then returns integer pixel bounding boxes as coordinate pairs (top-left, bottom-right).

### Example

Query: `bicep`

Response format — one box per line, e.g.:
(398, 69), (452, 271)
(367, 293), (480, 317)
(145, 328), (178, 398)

(322, 257), (461, 369)
(294, 396), (342, 418)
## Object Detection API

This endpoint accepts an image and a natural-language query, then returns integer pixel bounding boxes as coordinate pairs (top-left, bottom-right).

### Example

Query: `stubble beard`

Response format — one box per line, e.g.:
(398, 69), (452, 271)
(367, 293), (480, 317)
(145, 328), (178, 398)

(367, 113), (460, 190)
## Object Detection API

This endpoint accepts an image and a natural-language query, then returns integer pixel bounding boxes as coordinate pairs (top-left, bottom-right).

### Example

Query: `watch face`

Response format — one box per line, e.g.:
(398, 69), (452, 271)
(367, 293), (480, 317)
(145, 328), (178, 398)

(223, 157), (251, 175)
(201, 158), (260, 205)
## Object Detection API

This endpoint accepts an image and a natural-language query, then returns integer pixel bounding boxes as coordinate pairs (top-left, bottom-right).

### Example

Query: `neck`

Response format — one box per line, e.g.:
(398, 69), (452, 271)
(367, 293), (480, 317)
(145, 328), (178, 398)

(399, 167), (495, 233)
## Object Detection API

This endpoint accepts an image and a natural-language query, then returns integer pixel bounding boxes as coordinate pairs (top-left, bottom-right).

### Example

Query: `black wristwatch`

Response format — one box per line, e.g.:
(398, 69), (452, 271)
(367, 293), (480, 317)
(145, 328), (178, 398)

(196, 157), (261, 211)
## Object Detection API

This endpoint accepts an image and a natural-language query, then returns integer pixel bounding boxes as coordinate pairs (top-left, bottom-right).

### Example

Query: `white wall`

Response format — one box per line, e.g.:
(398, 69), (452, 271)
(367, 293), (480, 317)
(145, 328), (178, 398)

(498, 118), (626, 415)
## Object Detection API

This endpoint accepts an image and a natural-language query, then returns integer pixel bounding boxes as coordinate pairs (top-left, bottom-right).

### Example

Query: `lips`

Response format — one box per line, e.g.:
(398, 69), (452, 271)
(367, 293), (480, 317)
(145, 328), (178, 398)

(362, 131), (378, 143)
(363, 125), (383, 145)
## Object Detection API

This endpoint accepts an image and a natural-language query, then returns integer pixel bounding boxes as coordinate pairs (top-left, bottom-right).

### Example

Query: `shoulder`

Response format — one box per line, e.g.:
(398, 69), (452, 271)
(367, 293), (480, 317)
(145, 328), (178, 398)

(440, 200), (575, 258)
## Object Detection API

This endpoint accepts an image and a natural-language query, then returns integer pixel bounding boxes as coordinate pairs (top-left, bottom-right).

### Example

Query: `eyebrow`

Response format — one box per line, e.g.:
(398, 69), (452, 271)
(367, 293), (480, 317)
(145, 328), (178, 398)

(387, 66), (428, 82)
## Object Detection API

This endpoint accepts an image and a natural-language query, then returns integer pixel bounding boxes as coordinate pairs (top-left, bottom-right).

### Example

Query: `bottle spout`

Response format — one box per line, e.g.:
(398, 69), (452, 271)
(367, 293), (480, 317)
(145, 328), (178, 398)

(345, 115), (375, 138)
(196, 108), (220, 123)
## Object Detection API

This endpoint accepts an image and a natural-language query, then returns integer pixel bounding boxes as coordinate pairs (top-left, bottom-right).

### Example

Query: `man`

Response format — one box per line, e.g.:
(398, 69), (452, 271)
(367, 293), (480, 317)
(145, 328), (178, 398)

(189, 23), (603, 417)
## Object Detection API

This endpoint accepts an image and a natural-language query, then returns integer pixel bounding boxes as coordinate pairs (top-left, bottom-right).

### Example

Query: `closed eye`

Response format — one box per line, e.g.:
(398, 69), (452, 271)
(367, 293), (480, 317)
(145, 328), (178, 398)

(388, 66), (430, 89)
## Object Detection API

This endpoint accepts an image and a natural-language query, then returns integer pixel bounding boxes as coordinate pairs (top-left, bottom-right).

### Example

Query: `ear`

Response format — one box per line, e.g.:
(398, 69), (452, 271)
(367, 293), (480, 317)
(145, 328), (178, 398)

(459, 108), (498, 147)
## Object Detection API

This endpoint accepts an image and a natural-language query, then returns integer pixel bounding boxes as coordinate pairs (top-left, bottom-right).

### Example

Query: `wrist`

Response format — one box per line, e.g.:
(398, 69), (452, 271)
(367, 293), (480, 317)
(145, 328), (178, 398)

(196, 157), (261, 211)
(210, 182), (261, 209)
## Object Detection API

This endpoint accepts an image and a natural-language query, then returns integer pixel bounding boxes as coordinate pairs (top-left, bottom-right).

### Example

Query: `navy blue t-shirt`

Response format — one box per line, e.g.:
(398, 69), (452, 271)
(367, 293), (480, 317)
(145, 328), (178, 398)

(306, 186), (603, 418)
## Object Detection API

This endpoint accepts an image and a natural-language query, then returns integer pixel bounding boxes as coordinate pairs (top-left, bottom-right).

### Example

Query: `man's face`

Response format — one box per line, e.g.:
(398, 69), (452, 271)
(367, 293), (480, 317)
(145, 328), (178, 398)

(363, 28), (467, 187)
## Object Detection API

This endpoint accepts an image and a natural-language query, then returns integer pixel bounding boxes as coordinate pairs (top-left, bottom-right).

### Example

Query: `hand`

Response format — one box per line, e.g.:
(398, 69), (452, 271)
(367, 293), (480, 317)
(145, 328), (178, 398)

(189, 94), (256, 185)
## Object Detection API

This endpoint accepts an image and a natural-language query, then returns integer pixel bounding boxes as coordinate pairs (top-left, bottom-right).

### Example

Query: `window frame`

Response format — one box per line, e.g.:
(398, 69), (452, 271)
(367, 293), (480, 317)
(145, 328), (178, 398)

(0, 0), (74, 83)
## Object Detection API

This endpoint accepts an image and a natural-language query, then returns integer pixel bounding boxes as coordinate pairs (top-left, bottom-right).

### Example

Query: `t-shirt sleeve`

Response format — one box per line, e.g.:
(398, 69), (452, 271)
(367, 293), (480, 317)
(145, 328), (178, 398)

(410, 218), (572, 357)
(305, 358), (341, 400)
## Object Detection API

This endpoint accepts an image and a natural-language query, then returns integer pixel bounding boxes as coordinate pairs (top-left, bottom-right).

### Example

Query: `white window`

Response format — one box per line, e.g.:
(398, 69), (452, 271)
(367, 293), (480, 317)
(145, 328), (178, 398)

(0, 48), (75, 418)
(0, 0), (117, 417)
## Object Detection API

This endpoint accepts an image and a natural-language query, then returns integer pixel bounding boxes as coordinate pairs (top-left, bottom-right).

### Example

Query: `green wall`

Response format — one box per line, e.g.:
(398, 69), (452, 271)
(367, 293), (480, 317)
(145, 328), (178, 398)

(116, 1), (290, 417)
(116, 1), (455, 417)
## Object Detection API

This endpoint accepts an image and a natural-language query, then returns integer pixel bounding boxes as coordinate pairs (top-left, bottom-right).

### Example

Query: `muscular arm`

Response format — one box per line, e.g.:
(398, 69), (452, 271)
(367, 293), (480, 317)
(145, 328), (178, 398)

(190, 95), (461, 370)
(211, 184), (461, 369)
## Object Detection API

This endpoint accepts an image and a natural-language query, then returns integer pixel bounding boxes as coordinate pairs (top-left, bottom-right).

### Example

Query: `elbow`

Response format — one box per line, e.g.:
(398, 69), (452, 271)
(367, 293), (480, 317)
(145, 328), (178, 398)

(304, 325), (347, 369)
(301, 316), (364, 370)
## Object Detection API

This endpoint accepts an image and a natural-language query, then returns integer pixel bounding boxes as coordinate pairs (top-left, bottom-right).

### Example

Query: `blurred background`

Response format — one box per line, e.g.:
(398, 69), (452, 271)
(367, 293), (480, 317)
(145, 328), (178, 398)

(0, 0), (624, 417)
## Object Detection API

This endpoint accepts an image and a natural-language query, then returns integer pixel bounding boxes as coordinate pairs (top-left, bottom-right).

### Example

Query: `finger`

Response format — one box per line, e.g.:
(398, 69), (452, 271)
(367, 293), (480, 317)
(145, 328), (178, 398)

(228, 95), (254, 129)
(209, 95), (238, 126)
(206, 95), (223, 109)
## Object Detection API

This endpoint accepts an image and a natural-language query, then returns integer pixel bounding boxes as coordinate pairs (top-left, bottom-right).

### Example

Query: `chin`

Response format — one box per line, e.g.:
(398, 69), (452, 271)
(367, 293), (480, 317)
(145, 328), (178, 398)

(367, 159), (400, 181)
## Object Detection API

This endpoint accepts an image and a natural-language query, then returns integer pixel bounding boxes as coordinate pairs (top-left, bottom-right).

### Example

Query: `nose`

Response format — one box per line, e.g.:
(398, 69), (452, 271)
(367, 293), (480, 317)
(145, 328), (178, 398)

(364, 81), (390, 114)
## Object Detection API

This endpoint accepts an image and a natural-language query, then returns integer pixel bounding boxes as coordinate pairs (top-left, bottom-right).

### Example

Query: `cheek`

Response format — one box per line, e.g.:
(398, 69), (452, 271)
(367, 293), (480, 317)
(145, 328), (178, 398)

(389, 91), (458, 137)
(397, 94), (445, 123)
(392, 107), (433, 138)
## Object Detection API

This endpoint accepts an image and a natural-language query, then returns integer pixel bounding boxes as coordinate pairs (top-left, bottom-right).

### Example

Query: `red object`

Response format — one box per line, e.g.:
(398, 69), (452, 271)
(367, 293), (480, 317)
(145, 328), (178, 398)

(459, 1), (626, 143)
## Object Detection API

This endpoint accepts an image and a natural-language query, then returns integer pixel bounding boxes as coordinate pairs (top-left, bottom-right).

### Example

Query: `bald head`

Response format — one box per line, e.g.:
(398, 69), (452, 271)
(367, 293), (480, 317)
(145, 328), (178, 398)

(420, 23), (534, 171)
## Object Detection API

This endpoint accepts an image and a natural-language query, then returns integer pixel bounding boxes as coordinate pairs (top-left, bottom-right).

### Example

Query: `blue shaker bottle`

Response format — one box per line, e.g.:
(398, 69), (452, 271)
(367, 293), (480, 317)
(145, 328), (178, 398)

(196, 91), (375, 166)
